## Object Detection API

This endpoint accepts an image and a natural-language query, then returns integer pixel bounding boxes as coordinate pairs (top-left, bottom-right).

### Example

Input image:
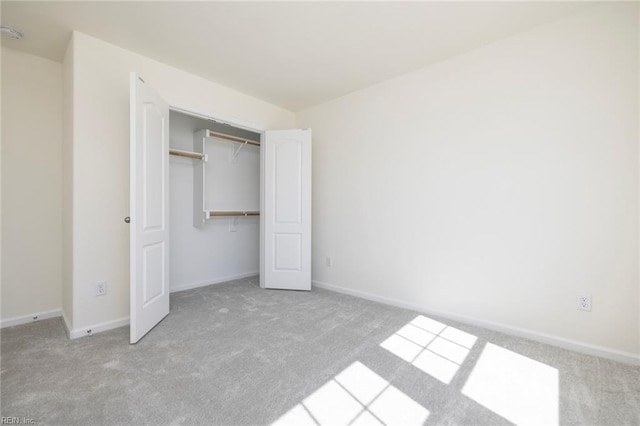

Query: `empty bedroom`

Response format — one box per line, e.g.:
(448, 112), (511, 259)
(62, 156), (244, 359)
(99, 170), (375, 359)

(1, 1), (639, 425)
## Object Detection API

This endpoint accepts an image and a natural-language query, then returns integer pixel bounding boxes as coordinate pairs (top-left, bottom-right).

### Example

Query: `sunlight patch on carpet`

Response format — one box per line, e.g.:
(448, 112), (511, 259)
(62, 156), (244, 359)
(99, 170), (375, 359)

(380, 315), (477, 384)
(462, 343), (559, 426)
(272, 361), (429, 426)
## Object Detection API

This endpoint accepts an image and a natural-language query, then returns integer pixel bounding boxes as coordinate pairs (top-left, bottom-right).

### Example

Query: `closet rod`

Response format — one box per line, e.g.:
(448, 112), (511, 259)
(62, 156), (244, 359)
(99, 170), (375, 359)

(206, 130), (260, 147)
(208, 211), (260, 217)
(169, 148), (205, 160)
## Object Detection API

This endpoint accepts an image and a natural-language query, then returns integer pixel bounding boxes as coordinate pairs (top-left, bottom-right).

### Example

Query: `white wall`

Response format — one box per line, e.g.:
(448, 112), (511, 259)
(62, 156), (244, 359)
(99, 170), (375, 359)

(62, 38), (74, 327)
(1, 47), (62, 322)
(169, 111), (260, 292)
(66, 32), (295, 333)
(637, 4), (640, 359)
(298, 3), (639, 358)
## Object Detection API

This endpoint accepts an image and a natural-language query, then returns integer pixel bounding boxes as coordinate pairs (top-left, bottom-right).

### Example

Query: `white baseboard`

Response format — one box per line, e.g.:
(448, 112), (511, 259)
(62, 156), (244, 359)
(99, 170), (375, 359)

(60, 274), (259, 340)
(312, 280), (640, 366)
(170, 271), (259, 293)
(68, 316), (130, 340)
(0, 309), (62, 329)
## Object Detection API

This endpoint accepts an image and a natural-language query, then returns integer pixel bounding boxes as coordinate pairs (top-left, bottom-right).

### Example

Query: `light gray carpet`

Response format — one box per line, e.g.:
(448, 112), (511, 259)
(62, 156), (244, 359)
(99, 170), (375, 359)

(1, 277), (639, 425)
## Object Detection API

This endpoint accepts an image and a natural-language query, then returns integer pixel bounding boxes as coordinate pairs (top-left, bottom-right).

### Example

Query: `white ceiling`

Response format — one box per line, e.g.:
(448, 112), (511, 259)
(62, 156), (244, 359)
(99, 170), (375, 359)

(1, 1), (590, 111)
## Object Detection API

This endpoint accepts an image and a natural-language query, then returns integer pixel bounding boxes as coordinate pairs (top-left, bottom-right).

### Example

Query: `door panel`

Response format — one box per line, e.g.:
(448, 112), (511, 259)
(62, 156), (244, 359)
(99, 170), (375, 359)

(274, 234), (302, 271)
(275, 141), (302, 223)
(130, 73), (170, 343)
(261, 129), (312, 291)
(142, 242), (165, 305)
(142, 105), (165, 230)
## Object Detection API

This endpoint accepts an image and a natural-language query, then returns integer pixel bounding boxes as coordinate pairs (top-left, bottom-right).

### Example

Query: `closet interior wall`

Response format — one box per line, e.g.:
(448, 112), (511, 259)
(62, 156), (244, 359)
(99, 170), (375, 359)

(169, 110), (261, 292)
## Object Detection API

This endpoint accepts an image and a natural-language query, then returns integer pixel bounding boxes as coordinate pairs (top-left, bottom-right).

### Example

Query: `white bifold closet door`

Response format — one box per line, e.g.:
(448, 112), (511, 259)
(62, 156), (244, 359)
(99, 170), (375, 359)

(129, 73), (170, 344)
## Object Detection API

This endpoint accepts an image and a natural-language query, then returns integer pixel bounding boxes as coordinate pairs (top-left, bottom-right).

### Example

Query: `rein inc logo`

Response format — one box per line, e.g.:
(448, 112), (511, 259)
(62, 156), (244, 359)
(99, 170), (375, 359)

(1, 418), (35, 425)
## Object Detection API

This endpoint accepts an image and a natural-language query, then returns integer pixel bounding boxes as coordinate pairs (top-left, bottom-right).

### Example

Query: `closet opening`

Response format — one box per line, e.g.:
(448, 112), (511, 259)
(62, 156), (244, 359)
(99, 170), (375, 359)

(168, 109), (262, 294)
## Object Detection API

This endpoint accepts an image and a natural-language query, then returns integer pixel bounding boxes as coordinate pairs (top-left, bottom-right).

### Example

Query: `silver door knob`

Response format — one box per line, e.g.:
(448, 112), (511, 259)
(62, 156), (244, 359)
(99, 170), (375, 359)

(124, 217), (130, 223)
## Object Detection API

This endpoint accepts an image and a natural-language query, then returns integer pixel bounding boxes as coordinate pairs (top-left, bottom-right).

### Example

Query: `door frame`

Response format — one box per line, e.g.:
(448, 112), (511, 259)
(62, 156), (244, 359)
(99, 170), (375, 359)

(167, 104), (268, 288)
(164, 104), (267, 277)
(169, 104), (266, 135)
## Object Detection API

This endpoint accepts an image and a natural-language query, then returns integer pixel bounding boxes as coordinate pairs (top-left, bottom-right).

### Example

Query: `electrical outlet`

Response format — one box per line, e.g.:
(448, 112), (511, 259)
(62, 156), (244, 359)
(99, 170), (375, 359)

(95, 281), (107, 297)
(577, 294), (591, 311)
(326, 256), (333, 267)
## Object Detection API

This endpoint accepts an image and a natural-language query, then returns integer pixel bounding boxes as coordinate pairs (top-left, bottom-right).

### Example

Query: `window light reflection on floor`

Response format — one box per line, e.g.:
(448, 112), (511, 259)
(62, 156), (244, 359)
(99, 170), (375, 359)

(462, 343), (559, 426)
(380, 315), (477, 384)
(272, 361), (429, 426)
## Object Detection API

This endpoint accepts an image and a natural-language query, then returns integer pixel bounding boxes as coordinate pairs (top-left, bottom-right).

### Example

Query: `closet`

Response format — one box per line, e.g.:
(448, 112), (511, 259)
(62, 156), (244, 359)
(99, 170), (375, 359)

(129, 74), (311, 343)
(168, 110), (261, 293)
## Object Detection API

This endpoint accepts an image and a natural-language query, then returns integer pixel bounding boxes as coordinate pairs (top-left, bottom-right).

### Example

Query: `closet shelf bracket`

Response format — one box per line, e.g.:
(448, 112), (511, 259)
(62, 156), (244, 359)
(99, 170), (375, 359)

(232, 140), (249, 160)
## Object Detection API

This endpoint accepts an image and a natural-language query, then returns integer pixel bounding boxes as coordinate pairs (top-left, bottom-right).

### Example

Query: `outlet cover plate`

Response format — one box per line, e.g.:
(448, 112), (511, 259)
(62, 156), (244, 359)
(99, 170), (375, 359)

(577, 294), (591, 311)
(96, 281), (107, 297)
